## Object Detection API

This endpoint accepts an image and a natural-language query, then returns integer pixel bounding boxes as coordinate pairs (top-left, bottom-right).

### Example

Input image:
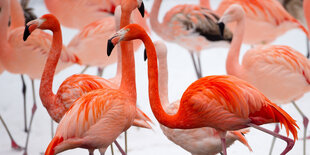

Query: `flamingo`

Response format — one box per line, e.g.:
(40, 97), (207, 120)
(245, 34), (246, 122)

(151, 40), (252, 155)
(23, 11), (151, 155)
(0, 0), (80, 154)
(215, 0), (309, 48)
(20, 0), (37, 24)
(150, 0), (233, 79)
(217, 4), (309, 155)
(108, 23), (299, 155)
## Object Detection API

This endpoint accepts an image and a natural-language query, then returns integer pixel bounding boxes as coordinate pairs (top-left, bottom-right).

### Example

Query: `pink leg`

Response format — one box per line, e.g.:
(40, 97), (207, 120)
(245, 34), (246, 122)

(292, 101), (308, 155)
(190, 52), (202, 79)
(23, 80), (37, 155)
(248, 123), (294, 155)
(219, 131), (227, 155)
(114, 140), (126, 155)
(0, 114), (23, 151)
(97, 67), (104, 77)
(269, 124), (280, 155)
(20, 75), (28, 132)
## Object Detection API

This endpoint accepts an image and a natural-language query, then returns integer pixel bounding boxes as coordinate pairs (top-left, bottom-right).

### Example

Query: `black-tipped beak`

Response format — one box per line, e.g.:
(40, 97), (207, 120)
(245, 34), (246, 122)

(217, 22), (225, 37)
(144, 48), (147, 61)
(138, 2), (145, 18)
(23, 25), (31, 41)
(107, 39), (115, 56)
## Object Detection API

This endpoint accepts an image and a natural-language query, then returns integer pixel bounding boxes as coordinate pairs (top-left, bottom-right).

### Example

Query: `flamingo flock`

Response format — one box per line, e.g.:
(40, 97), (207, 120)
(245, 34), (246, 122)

(0, 0), (310, 155)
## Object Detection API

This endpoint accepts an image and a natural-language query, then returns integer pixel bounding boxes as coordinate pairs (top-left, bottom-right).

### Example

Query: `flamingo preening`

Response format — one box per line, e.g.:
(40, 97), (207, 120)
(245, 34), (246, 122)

(107, 23), (299, 155)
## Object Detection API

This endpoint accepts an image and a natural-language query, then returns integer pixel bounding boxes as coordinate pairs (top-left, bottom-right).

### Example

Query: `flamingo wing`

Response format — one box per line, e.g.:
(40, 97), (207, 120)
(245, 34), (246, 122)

(164, 5), (232, 42)
(9, 27), (80, 64)
(47, 88), (135, 154)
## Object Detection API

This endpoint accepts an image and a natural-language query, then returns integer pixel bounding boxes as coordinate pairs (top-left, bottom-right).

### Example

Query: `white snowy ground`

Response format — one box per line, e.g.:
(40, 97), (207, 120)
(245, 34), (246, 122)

(0, 0), (309, 155)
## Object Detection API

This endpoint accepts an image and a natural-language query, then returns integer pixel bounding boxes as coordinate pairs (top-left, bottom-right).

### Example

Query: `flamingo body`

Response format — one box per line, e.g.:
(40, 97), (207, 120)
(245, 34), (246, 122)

(216, 0), (308, 45)
(45, 88), (136, 155)
(241, 45), (310, 104)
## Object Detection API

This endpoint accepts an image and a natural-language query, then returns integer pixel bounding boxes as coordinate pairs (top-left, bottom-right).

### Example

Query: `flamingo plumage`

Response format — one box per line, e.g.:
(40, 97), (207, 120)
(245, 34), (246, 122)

(218, 4), (309, 155)
(152, 40), (252, 155)
(108, 23), (299, 155)
(216, 0), (309, 45)
(150, 0), (233, 78)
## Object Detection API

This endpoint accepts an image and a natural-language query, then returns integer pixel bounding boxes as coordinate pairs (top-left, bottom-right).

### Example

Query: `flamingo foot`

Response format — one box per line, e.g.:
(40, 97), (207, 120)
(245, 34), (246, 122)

(11, 140), (23, 151)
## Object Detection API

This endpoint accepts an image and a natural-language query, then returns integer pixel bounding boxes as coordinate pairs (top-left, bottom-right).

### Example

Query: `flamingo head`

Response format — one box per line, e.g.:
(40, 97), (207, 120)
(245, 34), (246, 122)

(107, 23), (147, 56)
(23, 14), (60, 41)
(217, 4), (245, 37)
(121, 0), (145, 17)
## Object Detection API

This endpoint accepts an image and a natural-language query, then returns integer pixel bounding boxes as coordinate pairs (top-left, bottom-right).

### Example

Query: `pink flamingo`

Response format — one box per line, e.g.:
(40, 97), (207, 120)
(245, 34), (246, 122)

(44, 0), (147, 30)
(23, 11), (151, 155)
(217, 4), (309, 155)
(152, 40), (252, 155)
(150, 0), (233, 78)
(108, 23), (299, 155)
(216, 0), (309, 49)
(1, 0), (79, 153)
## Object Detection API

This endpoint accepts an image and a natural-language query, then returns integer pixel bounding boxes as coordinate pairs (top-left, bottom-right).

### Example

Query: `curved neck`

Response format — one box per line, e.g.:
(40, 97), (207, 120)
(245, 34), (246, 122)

(150, 0), (164, 35)
(39, 24), (62, 113)
(120, 9), (136, 101)
(200, 0), (211, 9)
(0, 0), (10, 42)
(140, 33), (180, 128)
(10, 0), (25, 29)
(226, 18), (245, 77)
(158, 52), (169, 107)
(304, 0), (310, 37)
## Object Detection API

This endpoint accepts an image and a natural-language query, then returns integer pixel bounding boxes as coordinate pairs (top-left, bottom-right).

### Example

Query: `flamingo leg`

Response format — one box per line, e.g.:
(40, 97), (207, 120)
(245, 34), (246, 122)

(306, 36), (309, 59)
(292, 101), (308, 155)
(269, 124), (280, 155)
(97, 67), (104, 77)
(80, 65), (90, 74)
(190, 52), (202, 79)
(114, 140), (126, 155)
(0, 114), (23, 151)
(219, 131), (227, 155)
(88, 149), (94, 155)
(51, 119), (54, 139)
(248, 123), (295, 155)
(125, 131), (128, 154)
(110, 143), (114, 155)
(23, 80), (37, 155)
(21, 75), (28, 132)
(197, 52), (202, 78)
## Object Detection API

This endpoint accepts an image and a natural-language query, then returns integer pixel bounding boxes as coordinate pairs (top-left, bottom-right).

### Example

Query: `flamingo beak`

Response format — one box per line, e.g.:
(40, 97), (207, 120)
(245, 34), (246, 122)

(138, 2), (145, 17)
(107, 37), (116, 57)
(144, 48), (147, 61)
(217, 22), (225, 37)
(23, 24), (31, 41)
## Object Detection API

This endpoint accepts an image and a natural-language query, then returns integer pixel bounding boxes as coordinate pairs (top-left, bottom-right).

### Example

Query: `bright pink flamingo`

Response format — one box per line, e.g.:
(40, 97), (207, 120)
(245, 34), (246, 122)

(23, 12), (151, 155)
(150, 0), (233, 78)
(216, 0), (309, 49)
(1, 0), (79, 154)
(152, 40), (252, 154)
(44, 0), (148, 30)
(217, 4), (309, 155)
(108, 23), (299, 155)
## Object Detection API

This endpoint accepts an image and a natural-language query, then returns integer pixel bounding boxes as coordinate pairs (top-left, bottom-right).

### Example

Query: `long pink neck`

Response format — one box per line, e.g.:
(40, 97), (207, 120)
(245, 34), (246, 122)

(200, 0), (211, 9)
(304, 0), (310, 37)
(157, 48), (169, 107)
(226, 18), (245, 77)
(10, 0), (25, 29)
(39, 22), (64, 120)
(150, 0), (164, 36)
(140, 33), (181, 128)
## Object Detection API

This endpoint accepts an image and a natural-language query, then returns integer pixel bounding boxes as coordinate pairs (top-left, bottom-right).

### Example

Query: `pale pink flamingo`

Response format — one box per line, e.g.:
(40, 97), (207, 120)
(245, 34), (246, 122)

(20, 0), (37, 23)
(152, 40), (252, 155)
(108, 23), (299, 155)
(216, 0), (309, 54)
(23, 12), (151, 155)
(217, 4), (309, 154)
(150, 0), (233, 78)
